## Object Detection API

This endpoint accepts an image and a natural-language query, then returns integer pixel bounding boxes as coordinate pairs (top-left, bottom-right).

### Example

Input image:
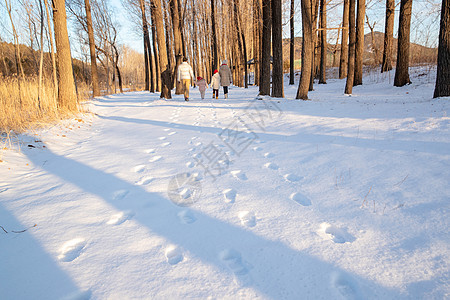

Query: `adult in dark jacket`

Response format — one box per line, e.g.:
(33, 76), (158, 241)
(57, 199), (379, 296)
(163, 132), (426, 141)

(161, 65), (172, 99)
(219, 60), (232, 99)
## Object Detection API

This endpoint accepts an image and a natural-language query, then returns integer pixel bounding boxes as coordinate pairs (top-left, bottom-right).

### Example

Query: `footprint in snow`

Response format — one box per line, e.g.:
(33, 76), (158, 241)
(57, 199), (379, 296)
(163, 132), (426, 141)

(160, 142), (171, 147)
(264, 162), (279, 170)
(163, 128), (171, 132)
(145, 148), (155, 154)
(231, 170), (247, 180)
(149, 156), (162, 162)
(177, 210), (197, 224)
(186, 162), (194, 168)
(219, 249), (252, 285)
(112, 189), (129, 201)
(331, 272), (362, 300)
(264, 152), (275, 158)
(133, 165), (146, 173)
(318, 223), (356, 244)
(107, 210), (135, 225)
(135, 176), (153, 186)
(238, 211), (256, 227)
(165, 245), (183, 265)
(284, 174), (301, 182)
(223, 189), (237, 203)
(290, 192), (311, 206)
(158, 136), (167, 140)
(253, 146), (262, 151)
(58, 238), (86, 262)
(168, 131), (176, 136)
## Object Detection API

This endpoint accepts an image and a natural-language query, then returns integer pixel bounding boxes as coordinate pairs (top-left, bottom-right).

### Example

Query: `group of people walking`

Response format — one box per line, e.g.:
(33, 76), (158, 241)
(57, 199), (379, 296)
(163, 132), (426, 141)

(173, 58), (232, 101)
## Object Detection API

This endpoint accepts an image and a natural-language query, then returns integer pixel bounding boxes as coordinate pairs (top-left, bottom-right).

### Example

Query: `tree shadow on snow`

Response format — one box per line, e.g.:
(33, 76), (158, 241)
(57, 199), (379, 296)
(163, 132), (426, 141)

(0, 203), (86, 299)
(98, 114), (450, 156)
(21, 140), (407, 299)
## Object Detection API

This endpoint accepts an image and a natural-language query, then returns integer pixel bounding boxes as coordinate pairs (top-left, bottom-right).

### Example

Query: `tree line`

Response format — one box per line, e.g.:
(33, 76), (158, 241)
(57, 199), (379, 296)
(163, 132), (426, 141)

(1, 0), (449, 116)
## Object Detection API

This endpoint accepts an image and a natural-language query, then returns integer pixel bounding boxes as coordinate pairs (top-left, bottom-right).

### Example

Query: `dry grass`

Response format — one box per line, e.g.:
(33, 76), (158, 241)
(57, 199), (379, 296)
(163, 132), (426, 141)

(0, 76), (89, 134)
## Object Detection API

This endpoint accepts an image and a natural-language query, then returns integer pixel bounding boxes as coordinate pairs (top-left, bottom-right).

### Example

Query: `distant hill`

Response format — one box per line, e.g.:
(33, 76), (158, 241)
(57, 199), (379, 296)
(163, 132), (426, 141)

(281, 31), (437, 68)
(0, 41), (91, 82)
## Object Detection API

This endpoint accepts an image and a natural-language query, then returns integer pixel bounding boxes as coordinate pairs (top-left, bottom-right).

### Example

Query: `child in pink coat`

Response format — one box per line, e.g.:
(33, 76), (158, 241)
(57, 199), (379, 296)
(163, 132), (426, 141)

(196, 76), (209, 99)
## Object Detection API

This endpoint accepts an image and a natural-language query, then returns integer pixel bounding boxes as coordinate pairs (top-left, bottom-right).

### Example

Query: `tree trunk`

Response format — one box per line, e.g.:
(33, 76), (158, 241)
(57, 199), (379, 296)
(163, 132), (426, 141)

(241, 21), (248, 89)
(339, 0), (349, 79)
(5, 0), (24, 105)
(234, 0), (248, 89)
(433, 0), (450, 98)
(150, 9), (160, 92)
(139, 0), (152, 92)
(271, 0), (284, 97)
(43, 0), (58, 99)
(354, 0), (365, 86)
(113, 44), (123, 93)
(254, 0), (261, 85)
(150, 0), (169, 90)
(344, 0), (356, 94)
(309, 0), (319, 91)
(296, 0), (313, 100)
(394, 0), (412, 87)
(52, 0), (77, 110)
(319, 0), (326, 84)
(260, 0), (271, 95)
(211, 0), (219, 72)
(38, 0), (44, 109)
(289, 0), (294, 85)
(169, 0), (184, 94)
(84, 0), (100, 97)
(381, 0), (394, 72)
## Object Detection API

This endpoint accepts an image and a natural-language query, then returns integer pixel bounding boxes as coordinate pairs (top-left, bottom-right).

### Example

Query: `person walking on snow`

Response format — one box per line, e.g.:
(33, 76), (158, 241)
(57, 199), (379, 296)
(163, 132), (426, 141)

(177, 57), (194, 101)
(196, 76), (209, 99)
(161, 65), (172, 99)
(219, 60), (232, 99)
(211, 70), (221, 99)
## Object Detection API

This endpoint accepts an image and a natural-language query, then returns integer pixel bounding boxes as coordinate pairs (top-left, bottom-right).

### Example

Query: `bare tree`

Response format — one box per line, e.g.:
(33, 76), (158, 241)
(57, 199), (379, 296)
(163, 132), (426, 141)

(38, 0), (45, 108)
(271, 0), (283, 97)
(318, 0), (326, 84)
(150, 0), (169, 90)
(259, 0), (271, 95)
(381, 0), (394, 72)
(339, 0), (349, 79)
(344, 0), (356, 94)
(394, 0), (412, 86)
(211, 0), (218, 72)
(253, 0), (261, 86)
(169, 0), (184, 94)
(366, 15), (380, 66)
(433, 0), (450, 98)
(289, 0), (294, 85)
(43, 0), (58, 96)
(139, 0), (153, 92)
(52, 0), (78, 110)
(354, 0), (365, 86)
(149, 4), (160, 92)
(84, 0), (100, 96)
(296, 0), (313, 99)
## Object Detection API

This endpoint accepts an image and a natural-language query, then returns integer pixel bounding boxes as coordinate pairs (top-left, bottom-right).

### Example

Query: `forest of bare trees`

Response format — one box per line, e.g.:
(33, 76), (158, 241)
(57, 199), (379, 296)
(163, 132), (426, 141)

(0, 0), (447, 131)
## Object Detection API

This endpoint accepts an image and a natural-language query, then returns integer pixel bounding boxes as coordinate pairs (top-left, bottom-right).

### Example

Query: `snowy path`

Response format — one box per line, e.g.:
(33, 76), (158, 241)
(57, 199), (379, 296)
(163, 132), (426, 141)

(1, 74), (449, 299)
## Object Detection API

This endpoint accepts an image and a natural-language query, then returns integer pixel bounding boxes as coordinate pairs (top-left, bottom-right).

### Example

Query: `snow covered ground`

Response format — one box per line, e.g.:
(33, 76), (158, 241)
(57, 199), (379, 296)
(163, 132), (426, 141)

(1, 68), (449, 299)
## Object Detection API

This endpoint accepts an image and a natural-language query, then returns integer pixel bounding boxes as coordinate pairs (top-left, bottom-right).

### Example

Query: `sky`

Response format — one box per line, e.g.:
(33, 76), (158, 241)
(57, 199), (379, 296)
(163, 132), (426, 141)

(0, 0), (442, 57)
